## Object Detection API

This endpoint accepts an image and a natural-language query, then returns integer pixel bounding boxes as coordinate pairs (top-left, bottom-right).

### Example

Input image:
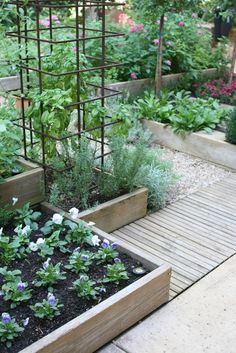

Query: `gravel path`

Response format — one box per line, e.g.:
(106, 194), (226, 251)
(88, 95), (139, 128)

(154, 145), (233, 205)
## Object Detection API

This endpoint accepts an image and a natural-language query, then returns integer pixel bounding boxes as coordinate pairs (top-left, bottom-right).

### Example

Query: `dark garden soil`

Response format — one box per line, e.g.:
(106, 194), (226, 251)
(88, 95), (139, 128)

(0, 211), (148, 353)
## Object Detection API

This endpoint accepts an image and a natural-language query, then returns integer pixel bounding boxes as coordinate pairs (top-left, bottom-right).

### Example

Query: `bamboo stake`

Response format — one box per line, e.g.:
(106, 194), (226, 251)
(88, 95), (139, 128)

(229, 37), (236, 85)
(155, 14), (164, 97)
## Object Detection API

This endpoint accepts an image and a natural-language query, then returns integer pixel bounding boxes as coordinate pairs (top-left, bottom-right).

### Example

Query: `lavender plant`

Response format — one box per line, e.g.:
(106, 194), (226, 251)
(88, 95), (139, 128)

(30, 293), (64, 320)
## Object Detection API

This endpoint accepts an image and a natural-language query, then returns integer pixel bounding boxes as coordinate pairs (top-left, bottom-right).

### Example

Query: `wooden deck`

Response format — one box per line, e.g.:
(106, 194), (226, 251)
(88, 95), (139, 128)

(112, 174), (236, 300)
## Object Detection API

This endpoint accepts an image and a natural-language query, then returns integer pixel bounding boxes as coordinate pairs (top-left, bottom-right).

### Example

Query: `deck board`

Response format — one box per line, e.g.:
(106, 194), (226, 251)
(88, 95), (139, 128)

(112, 174), (236, 299)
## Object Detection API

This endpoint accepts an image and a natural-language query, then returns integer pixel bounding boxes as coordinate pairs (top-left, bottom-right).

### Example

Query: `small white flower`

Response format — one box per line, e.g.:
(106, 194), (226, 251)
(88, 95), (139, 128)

(88, 221), (95, 227)
(0, 228), (3, 237)
(23, 317), (29, 327)
(12, 197), (18, 206)
(52, 213), (63, 225)
(22, 225), (31, 236)
(69, 207), (79, 219)
(43, 258), (51, 269)
(36, 238), (45, 245)
(91, 235), (101, 246)
(29, 242), (38, 252)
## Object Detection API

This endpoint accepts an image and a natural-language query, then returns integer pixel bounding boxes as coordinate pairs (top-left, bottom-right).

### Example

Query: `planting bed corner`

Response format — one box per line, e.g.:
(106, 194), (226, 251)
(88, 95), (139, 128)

(143, 120), (236, 170)
(0, 159), (45, 207)
(0, 76), (20, 92)
(41, 187), (148, 233)
(18, 203), (171, 353)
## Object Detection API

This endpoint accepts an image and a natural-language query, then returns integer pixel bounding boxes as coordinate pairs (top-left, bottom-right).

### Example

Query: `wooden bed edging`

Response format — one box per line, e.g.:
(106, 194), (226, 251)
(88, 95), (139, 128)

(19, 212), (171, 353)
(143, 120), (236, 170)
(0, 159), (45, 207)
(0, 75), (20, 92)
(41, 187), (148, 233)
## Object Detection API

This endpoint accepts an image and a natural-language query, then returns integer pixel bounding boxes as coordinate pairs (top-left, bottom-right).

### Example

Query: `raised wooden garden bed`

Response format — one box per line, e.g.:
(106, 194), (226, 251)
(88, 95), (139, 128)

(0, 159), (45, 207)
(41, 187), (148, 233)
(107, 68), (218, 97)
(143, 120), (236, 170)
(0, 75), (20, 92)
(18, 204), (171, 353)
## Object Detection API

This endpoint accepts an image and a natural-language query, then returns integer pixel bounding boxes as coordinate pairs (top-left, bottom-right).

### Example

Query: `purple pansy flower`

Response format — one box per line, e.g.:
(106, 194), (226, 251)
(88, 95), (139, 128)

(114, 258), (121, 263)
(17, 282), (26, 293)
(48, 293), (56, 305)
(2, 313), (11, 324)
(111, 242), (118, 250)
(0, 291), (4, 299)
(81, 254), (88, 261)
(102, 239), (110, 248)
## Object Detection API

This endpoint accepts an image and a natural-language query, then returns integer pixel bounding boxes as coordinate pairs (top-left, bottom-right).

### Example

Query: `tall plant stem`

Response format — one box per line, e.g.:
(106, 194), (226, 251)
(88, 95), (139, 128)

(155, 14), (164, 97)
(229, 37), (236, 85)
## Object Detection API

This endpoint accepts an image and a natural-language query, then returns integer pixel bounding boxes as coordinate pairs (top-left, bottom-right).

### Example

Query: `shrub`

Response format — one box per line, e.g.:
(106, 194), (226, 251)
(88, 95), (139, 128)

(225, 108), (236, 144)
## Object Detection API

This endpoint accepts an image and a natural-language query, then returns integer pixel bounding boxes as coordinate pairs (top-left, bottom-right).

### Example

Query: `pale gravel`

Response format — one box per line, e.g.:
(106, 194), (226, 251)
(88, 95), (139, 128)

(153, 145), (233, 205)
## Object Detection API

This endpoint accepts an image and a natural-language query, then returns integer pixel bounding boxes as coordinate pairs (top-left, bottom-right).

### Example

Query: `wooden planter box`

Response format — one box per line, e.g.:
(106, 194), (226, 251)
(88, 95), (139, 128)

(42, 187), (148, 233)
(143, 119), (236, 170)
(0, 75), (20, 92)
(0, 159), (45, 207)
(107, 69), (218, 97)
(20, 206), (171, 353)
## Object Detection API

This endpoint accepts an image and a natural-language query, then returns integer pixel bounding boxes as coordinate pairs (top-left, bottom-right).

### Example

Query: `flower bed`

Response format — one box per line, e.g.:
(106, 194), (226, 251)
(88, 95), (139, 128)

(42, 187), (148, 233)
(0, 159), (45, 208)
(143, 120), (236, 170)
(192, 77), (236, 106)
(0, 203), (171, 353)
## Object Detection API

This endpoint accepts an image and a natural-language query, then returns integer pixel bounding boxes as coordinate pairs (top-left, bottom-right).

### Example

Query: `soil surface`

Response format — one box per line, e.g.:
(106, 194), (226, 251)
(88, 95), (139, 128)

(0, 211), (148, 353)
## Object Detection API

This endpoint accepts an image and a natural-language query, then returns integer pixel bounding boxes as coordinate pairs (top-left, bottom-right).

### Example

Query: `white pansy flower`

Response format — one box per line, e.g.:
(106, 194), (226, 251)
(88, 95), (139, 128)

(22, 225), (31, 236)
(88, 221), (95, 227)
(69, 207), (79, 219)
(52, 213), (63, 225)
(12, 197), (18, 206)
(91, 235), (101, 246)
(29, 242), (38, 252)
(23, 317), (29, 327)
(0, 228), (3, 236)
(36, 238), (45, 245)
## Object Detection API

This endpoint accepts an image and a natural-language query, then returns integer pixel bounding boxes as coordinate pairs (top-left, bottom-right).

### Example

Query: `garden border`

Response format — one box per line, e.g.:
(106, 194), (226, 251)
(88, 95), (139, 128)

(18, 205), (171, 353)
(106, 68), (218, 96)
(41, 187), (148, 233)
(0, 159), (45, 207)
(0, 76), (20, 92)
(143, 120), (236, 170)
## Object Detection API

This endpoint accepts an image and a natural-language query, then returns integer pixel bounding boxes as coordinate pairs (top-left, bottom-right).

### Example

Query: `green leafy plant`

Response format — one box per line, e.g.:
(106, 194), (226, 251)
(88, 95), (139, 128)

(0, 267), (21, 284)
(30, 293), (64, 320)
(72, 275), (99, 300)
(0, 98), (21, 182)
(14, 203), (41, 230)
(2, 281), (32, 309)
(65, 249), (93, 274)
(94, 239), (119, 264)
(0, 313), (24, 348)
(0, 233), (18, 265)
(65, 220), (93, 244)
(33, 261), (66, 290)
(225, 108), (236, 144)
(103, 261), (129, 284)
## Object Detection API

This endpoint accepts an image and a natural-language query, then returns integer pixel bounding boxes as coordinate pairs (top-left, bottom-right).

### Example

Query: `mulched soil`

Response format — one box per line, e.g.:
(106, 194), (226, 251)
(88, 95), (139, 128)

(0, 211), (148, 353)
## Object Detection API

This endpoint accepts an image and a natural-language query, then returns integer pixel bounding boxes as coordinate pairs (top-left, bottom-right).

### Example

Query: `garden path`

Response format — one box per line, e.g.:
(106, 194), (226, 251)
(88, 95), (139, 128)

(112, 173), (236, 300)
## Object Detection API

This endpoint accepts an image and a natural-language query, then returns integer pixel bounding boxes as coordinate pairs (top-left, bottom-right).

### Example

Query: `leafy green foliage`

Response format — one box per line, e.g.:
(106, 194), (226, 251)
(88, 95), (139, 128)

(136, 90), (228, 134)
(225, 108), (236, 144)
(2, 281), (32, 309)
(30, 295), (64, 320)
(0, 98), (21, 182)
(33, 262), (66, 289)
(103, 262), (129, 284)
(65, 250), (93, 274)
(14, 203), (41, 231)
(72, 275), (99, 300)
(0, 315), (24, 348)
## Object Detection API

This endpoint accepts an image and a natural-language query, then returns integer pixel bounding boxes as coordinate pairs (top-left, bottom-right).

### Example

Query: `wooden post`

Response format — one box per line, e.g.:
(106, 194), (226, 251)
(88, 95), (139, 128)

(155, 14), (165, 97)
(229, 37), (236, 85)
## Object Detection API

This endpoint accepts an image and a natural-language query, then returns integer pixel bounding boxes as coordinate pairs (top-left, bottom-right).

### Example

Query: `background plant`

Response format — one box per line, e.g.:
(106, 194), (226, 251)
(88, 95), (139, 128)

(225, 108), (236, 144)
